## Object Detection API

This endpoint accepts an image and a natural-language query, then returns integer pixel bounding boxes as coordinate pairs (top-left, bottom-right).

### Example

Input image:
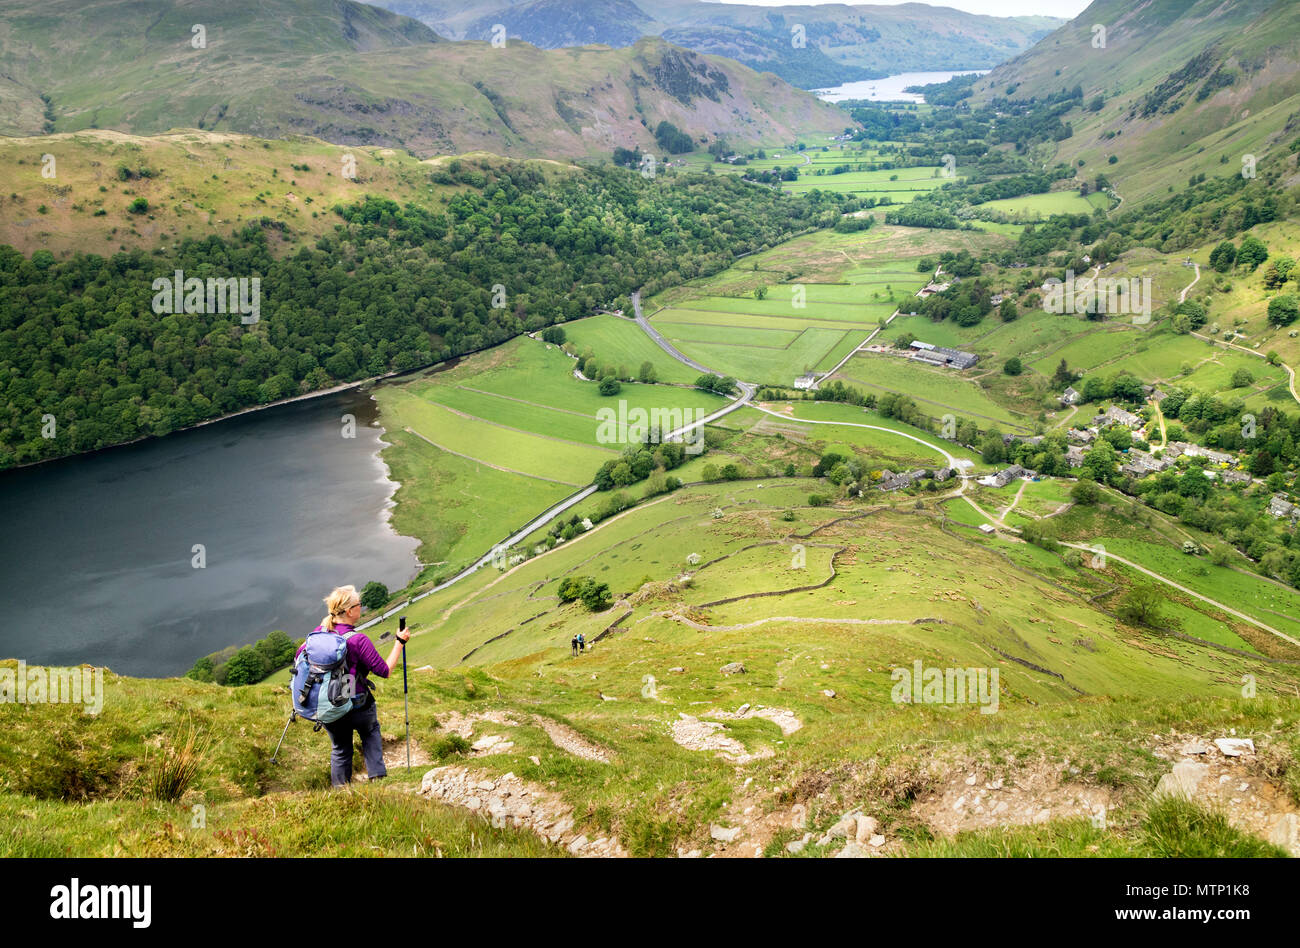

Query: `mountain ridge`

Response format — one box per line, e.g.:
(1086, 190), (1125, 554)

(0, 0), (845, 157)
(380, 0), (1063, 88)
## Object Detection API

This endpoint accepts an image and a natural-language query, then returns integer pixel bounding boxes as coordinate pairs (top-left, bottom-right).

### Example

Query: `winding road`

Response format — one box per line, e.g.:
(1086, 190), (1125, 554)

(1176, 261), (1300, 408)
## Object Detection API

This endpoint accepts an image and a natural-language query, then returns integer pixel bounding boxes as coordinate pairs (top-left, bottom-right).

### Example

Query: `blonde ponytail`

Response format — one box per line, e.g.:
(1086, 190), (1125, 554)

(321, 584), (359, 632)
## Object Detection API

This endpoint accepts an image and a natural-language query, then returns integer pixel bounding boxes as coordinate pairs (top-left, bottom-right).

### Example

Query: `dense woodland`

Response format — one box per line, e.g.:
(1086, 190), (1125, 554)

(0, 163), (848, 468)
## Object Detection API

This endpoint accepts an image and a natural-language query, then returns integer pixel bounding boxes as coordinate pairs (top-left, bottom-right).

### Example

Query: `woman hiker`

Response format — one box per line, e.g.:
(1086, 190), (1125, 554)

(298, 584), (411, 786)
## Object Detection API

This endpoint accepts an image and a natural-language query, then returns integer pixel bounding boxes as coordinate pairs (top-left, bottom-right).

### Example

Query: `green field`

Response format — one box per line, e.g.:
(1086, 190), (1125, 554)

(675, 146), (952, 201)
(975, 191), (1099, 219)
(836, 352), (1033, 431)
(757, 400), (984, 467)
(666, 328), (852, 384)
(375, 335), (730, 572)
(1097, 537), (1300, 645)
(558, 314), (701, 386)
(649, 250), (930, 386)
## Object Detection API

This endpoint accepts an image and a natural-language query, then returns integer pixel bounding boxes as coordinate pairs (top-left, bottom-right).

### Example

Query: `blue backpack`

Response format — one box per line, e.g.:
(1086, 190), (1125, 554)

(291, 627), (358, 723)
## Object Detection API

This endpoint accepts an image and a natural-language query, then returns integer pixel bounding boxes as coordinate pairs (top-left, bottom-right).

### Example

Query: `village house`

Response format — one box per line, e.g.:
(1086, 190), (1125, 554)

(1066, 445), (1086, 468)
(1093, 405), (1144, 429)
(1170, 442), (1235, 465)
(1268, 494), (1300, 521)
(793, 373), (817, 391)
(1060, 386), (1081, 406)
(1221, 470), (1252, 485)
(1068, 427), (1096, 445)
(1004, 433), (1044, 447)
(879, 469), (928, 492)
(979, 464), (1031, 488)
(1120, 449), (1162, 478)
(916, 281), (951, 299)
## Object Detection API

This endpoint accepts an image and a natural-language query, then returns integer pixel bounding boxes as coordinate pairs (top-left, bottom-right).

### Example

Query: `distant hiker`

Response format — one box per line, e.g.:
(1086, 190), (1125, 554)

(577, 633), (586, 653)
(294, 585), (411, 787)
(571, 635), (580, 657)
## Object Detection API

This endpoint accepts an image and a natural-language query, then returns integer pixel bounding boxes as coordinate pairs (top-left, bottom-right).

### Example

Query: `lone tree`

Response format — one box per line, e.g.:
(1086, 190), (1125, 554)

(579, 578), (613, 612)
(1267, 294), (1299, 327)
(1115, 583), (1172, 630)
(360, 581), (389, 611)
(1070, 479), (1101, 505)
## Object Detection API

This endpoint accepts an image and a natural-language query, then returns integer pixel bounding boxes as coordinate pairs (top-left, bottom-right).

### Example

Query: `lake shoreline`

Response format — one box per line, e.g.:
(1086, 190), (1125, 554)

(1, 356), (470, 476)
(814, 69), (991, 104)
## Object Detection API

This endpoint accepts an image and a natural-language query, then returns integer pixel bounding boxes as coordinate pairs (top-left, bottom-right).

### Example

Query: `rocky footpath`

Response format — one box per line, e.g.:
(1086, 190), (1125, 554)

(419, 765), (627, 857)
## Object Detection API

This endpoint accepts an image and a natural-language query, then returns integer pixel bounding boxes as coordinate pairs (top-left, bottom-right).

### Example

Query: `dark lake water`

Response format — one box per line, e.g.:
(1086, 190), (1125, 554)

(0, 389), (420, 677)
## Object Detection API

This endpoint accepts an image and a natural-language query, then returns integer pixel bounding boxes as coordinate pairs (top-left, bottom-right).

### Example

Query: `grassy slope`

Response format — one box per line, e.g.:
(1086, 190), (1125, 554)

(0, 129), (486, 258)
(8, 480), (1298, 857)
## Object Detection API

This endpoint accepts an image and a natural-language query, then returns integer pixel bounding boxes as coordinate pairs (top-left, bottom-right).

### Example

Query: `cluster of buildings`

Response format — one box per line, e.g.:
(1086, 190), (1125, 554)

(877, 466), (958, 492)
(1059, 406), (1261, 489)
(1269, 495), (1300, 522)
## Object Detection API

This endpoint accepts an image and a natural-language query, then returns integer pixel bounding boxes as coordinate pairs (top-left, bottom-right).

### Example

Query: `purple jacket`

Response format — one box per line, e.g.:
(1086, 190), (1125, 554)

(296, 624), (390, 697)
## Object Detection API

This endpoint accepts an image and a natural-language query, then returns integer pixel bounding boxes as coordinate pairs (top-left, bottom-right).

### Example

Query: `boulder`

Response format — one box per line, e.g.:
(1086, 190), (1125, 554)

(1214, 738), (1255, 757)
(710, 824), (741, 843)
(836, 842), (870, 858)
(827, 814), (856, 839)
(786, 833), (813, 854)
(855, 815), (879, 844)
(720, 662), (747, 676)
(1154, 760), (1209, 800)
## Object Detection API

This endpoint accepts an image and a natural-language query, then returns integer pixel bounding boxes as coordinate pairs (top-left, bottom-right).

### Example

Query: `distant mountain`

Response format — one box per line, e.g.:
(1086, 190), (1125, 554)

(965, 0), (1300, 204)
(0, 0), (846, 158)
(380, 0), (1064, 88)
(463, 0), (655, 49)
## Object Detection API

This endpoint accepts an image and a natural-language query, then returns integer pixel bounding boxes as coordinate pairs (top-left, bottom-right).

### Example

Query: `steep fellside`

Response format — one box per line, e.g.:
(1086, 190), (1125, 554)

(965, 0), (1300, 204)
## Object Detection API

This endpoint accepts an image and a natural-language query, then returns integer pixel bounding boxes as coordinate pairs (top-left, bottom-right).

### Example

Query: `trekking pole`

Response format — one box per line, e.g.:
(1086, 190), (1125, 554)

(400, 615), (411, 771)
(270, 710), (296, 764)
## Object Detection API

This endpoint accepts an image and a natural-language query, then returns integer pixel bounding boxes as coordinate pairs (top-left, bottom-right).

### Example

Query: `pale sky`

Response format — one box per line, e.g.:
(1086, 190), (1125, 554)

(706, 1), (1091, 17)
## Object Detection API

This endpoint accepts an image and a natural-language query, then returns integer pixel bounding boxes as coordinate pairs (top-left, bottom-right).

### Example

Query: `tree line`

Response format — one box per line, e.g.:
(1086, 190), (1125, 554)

(0, 162), (850, 467)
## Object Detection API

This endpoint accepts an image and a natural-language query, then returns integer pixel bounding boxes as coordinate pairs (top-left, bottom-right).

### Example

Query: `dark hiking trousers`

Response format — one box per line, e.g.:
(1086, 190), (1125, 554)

(322, 694), (386, 786)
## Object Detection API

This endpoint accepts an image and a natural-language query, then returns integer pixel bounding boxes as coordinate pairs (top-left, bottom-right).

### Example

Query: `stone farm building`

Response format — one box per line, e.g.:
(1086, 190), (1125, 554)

(909, 341), (979, 370)
(979, 464), (1031, 488)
